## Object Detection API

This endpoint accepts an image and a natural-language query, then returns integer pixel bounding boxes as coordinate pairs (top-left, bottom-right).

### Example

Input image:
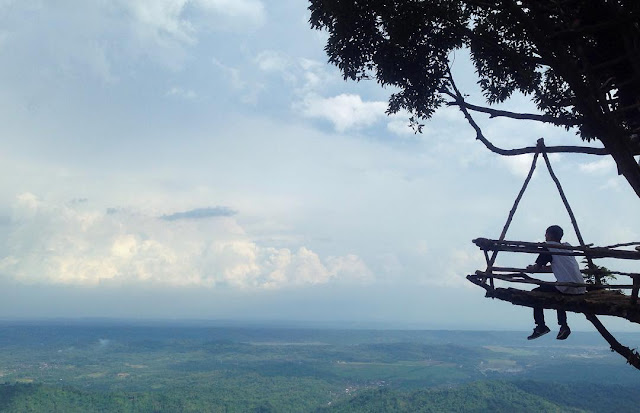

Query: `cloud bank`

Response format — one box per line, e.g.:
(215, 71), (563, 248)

(0, 193), (372, 289)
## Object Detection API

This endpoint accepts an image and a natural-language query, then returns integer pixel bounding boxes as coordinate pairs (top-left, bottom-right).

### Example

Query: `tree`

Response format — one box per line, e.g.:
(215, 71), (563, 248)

(309, 0), (640, 369)
(309, 0), (640, 194)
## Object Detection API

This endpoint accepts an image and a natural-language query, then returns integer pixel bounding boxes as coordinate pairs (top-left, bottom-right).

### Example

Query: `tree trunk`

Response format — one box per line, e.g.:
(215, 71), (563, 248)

(599, 133), (640, 198)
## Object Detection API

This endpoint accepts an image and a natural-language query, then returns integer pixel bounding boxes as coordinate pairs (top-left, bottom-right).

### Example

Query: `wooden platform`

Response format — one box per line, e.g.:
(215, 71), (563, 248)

(467, 275), (640, 323)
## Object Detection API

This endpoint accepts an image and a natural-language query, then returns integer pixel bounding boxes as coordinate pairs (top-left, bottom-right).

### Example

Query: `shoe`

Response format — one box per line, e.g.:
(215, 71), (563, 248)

(527, 325), (550, 340)
(557, 325), (571, 340)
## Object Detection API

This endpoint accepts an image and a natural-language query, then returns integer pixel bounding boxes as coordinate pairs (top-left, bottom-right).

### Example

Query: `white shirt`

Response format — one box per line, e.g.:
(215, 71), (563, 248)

(547, 242), (587, 295)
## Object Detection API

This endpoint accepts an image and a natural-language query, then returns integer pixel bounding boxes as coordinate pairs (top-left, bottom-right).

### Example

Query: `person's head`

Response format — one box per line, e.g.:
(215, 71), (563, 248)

(545, 225), (563, 242)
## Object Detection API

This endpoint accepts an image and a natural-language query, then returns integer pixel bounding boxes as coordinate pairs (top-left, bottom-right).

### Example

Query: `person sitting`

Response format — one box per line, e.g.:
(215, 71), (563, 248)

(525, 225), (586, 340)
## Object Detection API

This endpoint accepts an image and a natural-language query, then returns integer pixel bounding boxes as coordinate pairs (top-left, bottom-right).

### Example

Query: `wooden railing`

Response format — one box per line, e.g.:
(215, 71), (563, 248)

(470, 237), (640, 303)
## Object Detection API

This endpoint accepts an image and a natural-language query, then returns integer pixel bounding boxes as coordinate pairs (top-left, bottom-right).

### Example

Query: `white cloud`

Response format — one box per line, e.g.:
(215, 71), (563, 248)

(432, 105), (466, 122)
(125, 0), (196, 45)
(296, 58), (337, 93)
(387, 119), (415, 136)
(124, 0), (265, 42)
(579, 158), (616, 175)
(118, 0), (267, 69)
(499, 152), (560, 178)
(0, 193), (372, 289)
(255, 50), (290, 72)
(386, 111), (423, 137)
(501, 154), (535, 178)
(326, 254), (374, 283)
(296, 93), (387, 132)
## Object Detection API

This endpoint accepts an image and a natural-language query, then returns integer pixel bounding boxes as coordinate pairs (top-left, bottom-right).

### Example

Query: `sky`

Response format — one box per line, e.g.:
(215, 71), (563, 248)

(1, 0), (639, 331)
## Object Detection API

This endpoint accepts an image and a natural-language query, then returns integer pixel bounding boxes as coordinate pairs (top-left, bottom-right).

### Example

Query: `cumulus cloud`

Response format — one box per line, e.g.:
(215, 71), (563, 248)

(161, 206), (236, 220)
(0, 193), (371, 289)
(296, 93), (387, 132)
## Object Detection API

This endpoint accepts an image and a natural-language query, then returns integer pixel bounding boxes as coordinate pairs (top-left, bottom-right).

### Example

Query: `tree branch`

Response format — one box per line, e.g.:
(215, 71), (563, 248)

(445, 75), (610, 156)
(585, 313), (640, 370)
(445, 95), (578, 126)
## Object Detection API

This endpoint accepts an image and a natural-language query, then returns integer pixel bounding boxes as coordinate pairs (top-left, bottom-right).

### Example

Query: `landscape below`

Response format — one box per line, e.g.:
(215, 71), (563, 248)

(0, 321), (639, 412)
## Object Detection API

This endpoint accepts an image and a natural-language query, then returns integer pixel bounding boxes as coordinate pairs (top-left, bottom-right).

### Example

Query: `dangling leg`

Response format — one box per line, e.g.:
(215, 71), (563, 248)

(528, 306), (550, 339)
(556, 309), (571, 340)
(528, 287), (551, 340)
(534, 306), (546, 327)
(556, 309), (567, 327)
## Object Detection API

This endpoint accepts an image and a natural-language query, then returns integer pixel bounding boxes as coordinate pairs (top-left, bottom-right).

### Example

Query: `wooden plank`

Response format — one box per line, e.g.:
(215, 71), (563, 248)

(492, 266), (640, 278)
(473, 238), (640, 260)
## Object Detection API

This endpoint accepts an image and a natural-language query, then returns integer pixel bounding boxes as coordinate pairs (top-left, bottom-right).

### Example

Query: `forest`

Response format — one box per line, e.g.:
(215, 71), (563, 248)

(0, 322), (638, 412)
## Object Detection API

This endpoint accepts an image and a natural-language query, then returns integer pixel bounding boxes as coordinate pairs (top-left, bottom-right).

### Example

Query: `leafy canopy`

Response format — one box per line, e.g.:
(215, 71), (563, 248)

(309, 0), (640, 140)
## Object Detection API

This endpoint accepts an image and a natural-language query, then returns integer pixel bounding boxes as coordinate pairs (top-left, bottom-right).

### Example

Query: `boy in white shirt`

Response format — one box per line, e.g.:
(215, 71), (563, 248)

(525, 225), (586, 340)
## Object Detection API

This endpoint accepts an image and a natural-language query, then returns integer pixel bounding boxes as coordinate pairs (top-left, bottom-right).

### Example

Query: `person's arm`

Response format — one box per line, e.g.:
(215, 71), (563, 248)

(526, 248), (553, 273)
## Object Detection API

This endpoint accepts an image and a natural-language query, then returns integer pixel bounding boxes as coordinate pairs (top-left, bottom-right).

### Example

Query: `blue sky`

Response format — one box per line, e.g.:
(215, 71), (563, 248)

(1, 0), (639, 331)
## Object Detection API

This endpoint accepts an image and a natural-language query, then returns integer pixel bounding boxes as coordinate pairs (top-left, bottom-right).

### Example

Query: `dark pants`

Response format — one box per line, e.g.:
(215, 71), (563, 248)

(533, 285), (567, 327)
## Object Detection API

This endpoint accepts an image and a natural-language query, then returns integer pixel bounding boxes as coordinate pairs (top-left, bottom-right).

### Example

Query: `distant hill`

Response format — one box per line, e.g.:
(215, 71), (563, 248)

(319, 381), (640, 413)
(3, 380), (640, 413)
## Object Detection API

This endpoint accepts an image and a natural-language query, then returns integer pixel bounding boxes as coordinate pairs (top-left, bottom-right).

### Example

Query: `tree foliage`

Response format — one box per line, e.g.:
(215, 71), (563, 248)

(309, 0), (640, 196)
